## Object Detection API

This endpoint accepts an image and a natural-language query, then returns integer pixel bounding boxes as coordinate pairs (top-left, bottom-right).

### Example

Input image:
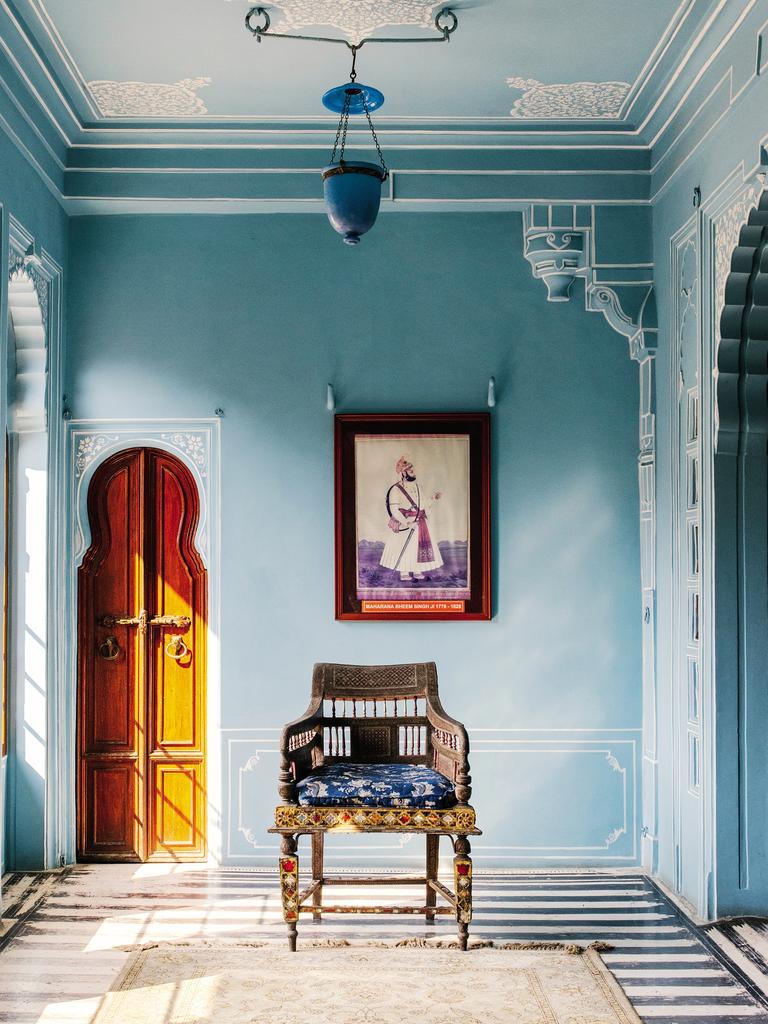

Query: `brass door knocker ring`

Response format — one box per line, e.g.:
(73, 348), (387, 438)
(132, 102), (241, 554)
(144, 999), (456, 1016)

(165, 635), (190, 661)
(98, 636), (120, 661)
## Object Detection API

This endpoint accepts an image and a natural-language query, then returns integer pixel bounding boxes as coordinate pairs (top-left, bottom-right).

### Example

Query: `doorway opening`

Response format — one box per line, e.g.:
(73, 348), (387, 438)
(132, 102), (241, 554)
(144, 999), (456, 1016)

(77, 447), (207, 861)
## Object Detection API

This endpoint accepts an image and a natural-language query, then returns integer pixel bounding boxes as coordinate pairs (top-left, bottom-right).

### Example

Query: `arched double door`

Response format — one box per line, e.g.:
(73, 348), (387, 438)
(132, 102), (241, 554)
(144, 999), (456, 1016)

(77, 448), (207, 861)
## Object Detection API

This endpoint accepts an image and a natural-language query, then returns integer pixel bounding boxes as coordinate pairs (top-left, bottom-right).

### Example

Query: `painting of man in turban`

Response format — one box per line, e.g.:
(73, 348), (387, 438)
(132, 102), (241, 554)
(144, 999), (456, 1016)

(334, 413), (490, 620)
(380, 454), (444, 581)
(354, 434), (470, 601)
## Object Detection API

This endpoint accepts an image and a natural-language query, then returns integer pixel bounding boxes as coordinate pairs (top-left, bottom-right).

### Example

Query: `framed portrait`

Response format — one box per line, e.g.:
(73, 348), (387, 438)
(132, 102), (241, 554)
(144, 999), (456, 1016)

(335, 413), (491, 621)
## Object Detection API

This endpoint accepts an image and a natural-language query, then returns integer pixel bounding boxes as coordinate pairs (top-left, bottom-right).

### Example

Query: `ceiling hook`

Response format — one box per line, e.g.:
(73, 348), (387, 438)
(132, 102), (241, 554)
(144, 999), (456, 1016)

(435, 8), (459, 39)
(245, 6), (270, 41)
(349, 46), (358, 82)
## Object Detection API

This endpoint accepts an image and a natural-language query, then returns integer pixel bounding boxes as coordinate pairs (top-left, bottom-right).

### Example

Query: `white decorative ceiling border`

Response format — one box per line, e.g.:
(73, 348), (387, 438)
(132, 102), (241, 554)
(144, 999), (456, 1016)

(11, 0), (694, 133)
(87, 78), (212, 118)
(256, 0), (440, 44)
(507, 79), (631, 120)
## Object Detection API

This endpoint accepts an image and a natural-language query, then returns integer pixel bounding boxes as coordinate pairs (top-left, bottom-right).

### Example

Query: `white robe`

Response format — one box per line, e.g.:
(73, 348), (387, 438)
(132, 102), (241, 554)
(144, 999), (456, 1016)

(380, 481), (444, 574)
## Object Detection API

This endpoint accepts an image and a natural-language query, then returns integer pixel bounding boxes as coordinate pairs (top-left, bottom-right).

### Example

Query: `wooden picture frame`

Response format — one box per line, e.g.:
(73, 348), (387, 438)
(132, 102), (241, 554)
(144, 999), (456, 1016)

(335, 413), (491, 621)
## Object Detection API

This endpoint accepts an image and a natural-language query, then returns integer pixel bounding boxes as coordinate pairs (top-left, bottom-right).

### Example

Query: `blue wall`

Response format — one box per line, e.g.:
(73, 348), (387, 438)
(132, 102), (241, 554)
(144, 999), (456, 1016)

(0, 129), (66, 874)
(651, 46), (768, 915)
(65, 212), (642, 866)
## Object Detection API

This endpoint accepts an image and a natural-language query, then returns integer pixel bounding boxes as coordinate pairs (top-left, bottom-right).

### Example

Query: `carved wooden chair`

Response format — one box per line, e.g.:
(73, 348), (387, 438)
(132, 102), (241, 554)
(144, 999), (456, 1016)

(270, 662), (480, 950)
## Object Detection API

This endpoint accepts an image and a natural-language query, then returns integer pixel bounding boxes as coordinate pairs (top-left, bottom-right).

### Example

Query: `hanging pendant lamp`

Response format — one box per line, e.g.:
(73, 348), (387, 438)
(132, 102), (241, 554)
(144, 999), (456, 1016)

(243, 7), (460, 245)
(321, 52), (388, 245)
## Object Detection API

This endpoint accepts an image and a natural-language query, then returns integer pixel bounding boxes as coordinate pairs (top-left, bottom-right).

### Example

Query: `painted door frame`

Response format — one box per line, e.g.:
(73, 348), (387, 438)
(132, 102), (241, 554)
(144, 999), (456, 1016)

(668, 214), (706, 914)
(60, 419), (222, 865)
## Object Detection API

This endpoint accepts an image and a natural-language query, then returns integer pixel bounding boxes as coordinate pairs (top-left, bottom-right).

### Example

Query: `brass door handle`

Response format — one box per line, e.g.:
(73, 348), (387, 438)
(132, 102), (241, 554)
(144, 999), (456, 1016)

(98, 636), (120, 661)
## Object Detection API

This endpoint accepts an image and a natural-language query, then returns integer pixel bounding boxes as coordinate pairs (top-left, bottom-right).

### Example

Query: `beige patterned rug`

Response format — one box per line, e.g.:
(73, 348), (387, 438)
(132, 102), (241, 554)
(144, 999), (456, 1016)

(93, 941), (642, 1024)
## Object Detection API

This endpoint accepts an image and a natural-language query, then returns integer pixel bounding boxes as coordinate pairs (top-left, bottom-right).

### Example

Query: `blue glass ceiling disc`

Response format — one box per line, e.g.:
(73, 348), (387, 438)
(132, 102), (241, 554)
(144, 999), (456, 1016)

(322, 83), (385, 114)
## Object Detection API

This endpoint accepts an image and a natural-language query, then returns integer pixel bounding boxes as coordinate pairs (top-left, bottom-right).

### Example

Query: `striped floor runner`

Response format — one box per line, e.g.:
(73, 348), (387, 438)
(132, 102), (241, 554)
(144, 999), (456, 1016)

(0, 867), (766, 1023)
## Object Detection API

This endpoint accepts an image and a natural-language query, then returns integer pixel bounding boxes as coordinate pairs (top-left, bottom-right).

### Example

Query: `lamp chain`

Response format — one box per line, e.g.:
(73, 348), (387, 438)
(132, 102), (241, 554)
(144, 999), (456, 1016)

(330, 89), (352, 164)
(328, 46), (388, 178)
(363, 97), (388, 178)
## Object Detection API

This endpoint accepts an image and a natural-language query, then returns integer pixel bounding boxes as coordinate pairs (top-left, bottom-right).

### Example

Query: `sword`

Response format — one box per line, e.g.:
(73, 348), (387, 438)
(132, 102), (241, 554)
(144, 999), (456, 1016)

(393, 529), (415, 571)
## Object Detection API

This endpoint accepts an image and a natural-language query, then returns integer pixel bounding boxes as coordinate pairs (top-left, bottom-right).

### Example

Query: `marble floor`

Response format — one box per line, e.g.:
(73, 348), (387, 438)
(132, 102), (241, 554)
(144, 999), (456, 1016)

(0, 866), (766, 1024)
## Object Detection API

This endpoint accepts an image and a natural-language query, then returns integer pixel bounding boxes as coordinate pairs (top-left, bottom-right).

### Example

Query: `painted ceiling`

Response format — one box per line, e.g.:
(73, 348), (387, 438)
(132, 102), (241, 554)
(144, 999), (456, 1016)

(13, 0), (694, 127)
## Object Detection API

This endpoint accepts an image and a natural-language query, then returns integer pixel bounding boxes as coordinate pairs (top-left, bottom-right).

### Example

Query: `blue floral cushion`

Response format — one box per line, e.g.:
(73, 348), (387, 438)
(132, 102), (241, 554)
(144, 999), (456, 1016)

(296, 762), (456, 808)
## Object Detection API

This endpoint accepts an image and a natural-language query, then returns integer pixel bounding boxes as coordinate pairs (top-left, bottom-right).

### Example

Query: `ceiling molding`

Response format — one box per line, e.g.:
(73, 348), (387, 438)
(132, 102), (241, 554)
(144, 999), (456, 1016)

(0, 0), (720, 141)
(1, 0), (766, 214)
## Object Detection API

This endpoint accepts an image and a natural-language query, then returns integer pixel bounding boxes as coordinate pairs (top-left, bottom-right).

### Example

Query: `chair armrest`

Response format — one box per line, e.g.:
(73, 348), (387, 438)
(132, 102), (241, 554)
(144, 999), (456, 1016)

(278, 696), (324, 804)
(426, 694), (468, 750)
(426, 693), (472, 804)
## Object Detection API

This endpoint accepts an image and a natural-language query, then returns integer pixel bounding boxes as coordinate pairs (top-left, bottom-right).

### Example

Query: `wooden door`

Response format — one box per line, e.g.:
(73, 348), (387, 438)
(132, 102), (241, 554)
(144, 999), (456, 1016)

(77, 448), (207, 861)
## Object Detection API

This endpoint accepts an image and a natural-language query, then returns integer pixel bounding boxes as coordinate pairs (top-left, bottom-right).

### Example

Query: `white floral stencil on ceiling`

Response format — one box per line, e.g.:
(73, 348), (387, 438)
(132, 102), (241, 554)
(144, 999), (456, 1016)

(88, 77), (211, 117)
(507, 78), (630, 120)
(267, 1), (439, 44)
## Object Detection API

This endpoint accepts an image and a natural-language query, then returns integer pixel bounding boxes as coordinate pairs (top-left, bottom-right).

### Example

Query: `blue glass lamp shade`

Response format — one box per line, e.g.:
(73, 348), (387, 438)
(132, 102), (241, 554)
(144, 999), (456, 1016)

(322, 82), (385, 115)
(321, 82), (388, 245)
(322, 162), (387, 245)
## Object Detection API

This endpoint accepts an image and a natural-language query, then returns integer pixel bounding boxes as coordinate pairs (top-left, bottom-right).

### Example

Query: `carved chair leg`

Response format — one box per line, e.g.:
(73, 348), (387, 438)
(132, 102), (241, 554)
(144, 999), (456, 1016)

(425, 833), (439, 923)
(311, 832), (324, 922)
(453, 836), (472, 951)
(279, 834), (299, 951)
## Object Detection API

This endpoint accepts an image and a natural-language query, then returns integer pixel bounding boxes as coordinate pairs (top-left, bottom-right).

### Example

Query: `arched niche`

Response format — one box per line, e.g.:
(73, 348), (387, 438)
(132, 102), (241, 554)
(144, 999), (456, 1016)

(711, 188), (768, 914)
(7, 265), (47, 432)
(4, 255), (51, 872)
(717, 190), (768, 454)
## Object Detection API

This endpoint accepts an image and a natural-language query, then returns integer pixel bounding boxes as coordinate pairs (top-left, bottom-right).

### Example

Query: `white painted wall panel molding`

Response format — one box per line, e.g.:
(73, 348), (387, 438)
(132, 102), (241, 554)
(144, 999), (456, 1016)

(669, 218), (705, 912)
(522, 204), (657, 358)
(522, 203), (657, 871)
(228, 728), (640, 864)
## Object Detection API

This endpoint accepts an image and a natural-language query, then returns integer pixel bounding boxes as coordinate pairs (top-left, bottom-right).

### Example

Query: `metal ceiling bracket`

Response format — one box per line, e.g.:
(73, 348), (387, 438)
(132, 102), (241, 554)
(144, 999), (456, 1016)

(244, 7), (458, 49)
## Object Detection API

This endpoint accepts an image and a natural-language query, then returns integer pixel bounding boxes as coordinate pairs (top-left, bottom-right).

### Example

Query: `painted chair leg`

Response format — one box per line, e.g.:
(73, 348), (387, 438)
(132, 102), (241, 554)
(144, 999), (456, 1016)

(311, 832), (324, 922)
(453, 836), (472, 951)
(279, 834), (299, 951)
(425, 833), (439, 923)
